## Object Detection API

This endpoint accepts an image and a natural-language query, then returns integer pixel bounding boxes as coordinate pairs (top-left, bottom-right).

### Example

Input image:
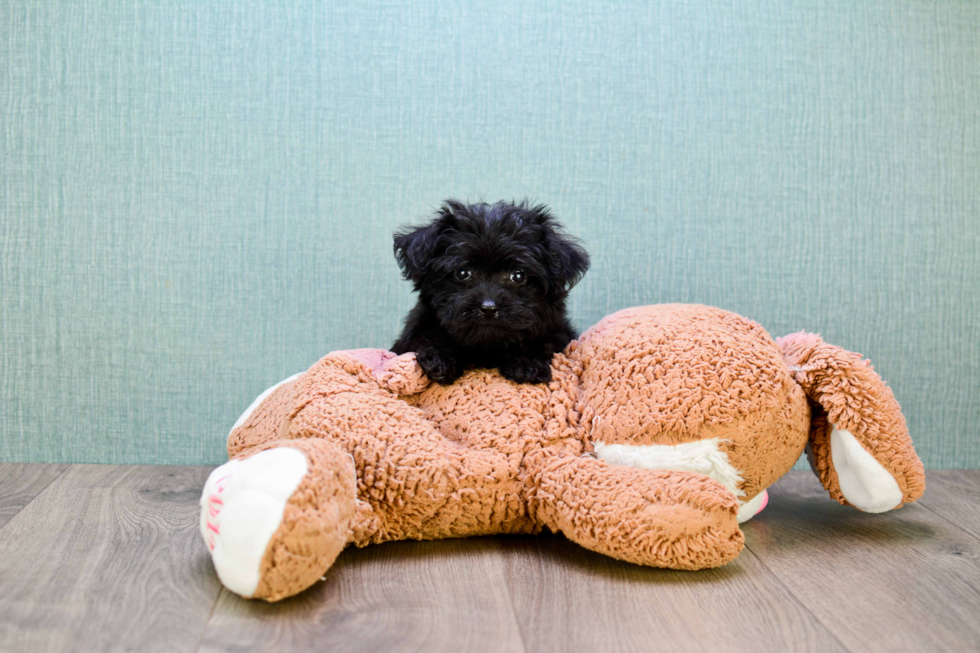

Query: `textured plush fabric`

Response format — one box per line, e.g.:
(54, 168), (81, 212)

(2, 1), (978, 466)
(212, 304), (924, 601)
(250, 439), (356, 603)
(576, 305), (811, 499)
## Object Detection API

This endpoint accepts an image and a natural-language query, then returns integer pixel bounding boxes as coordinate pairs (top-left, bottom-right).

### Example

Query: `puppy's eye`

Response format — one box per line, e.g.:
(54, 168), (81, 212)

(454, 269), (472, 281)
(510, 270), (527, 285)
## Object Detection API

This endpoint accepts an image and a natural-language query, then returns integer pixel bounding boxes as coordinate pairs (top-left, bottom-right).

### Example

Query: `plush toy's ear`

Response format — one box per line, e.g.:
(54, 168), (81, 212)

(777, 332), (925, 513)
(528, 205), (590, 294)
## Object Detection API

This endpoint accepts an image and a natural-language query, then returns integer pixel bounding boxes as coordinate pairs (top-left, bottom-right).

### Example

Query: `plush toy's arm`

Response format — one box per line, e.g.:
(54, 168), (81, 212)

(226, 349), (431, 460)
(777, 332), (925, 512)
(371, 350), (432, 395)
(320, 348), (432, 396)
(524, 452), (744, 569)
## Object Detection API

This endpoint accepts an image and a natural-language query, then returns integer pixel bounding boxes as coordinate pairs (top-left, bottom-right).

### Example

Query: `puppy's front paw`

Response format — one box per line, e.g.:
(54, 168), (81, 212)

(416, 347), (463, 385)
(500, 356), (552, 384)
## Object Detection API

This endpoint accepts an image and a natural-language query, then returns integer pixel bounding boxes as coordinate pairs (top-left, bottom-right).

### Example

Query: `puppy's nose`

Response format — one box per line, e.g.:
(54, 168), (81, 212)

(479, 299), (498, 319)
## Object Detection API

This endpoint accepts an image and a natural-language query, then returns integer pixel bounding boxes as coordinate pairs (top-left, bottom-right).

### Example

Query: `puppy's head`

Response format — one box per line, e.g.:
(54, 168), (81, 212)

(394, 200), (589, 346)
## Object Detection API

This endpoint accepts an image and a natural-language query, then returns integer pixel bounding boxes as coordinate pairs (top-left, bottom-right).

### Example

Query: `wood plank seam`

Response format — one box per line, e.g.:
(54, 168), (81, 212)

(0, 463), (72, 534)
(194, 588), (229, 653)
(911, 501), (980, 546)
(502, 576), (530, 653)
(737, 545), (853, 652)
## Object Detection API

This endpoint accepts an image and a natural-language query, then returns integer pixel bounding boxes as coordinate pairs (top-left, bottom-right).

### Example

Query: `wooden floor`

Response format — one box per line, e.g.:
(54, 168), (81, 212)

(0, 467), (978, 653)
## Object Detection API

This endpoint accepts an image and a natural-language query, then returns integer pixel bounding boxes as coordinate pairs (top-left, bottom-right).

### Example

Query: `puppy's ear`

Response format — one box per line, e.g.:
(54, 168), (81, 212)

(395, 201), (465, 282)
(545, 230), (590, 292)
(393, 222), (441, 283)
(527, 204), (590, 292)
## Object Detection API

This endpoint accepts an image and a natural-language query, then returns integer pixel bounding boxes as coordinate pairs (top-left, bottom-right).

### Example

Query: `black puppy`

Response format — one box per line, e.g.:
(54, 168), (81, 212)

(391, 200), (589, 385)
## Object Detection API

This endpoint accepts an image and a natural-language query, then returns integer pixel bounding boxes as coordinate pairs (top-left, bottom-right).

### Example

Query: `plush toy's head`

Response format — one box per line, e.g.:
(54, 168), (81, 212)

(570, 304), (923, 518)
(568, 304), (810, 513)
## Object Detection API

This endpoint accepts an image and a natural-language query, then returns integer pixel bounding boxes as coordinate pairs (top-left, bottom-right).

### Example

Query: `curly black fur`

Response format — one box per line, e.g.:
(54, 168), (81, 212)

(391, 199), (590, 385)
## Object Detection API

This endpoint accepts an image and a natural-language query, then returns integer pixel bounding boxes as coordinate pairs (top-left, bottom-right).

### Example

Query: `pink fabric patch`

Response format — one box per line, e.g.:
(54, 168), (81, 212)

(757, 489), (769, 515)
(205, 474), (232, 550)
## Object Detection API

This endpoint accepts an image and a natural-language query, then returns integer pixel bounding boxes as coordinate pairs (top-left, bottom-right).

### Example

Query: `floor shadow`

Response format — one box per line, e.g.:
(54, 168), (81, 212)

(744, 482), (938, 552)
(496, 531), (750, 586)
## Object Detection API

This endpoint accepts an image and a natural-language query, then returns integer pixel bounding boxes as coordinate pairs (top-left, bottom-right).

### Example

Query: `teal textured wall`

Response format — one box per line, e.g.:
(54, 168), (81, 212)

(2, 1), (978, 467)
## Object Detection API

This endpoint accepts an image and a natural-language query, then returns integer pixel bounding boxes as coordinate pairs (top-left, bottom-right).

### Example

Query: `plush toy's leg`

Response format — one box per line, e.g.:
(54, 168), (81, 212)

(200, 438), (356, 602)
(286, 395), (530, 544)
(525, 453), (744, 570)
(268, 352), (537, 545)
(777, 332), (925, 512)
(227, 373), (304, 459)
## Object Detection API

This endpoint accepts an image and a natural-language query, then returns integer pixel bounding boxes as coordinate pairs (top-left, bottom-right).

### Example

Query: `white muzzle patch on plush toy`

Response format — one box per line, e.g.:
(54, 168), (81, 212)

(830, 425), (903, 513)
(593, 438), (767, 523)
(200, 447), (308, 597)
(594, 438), (745, 496)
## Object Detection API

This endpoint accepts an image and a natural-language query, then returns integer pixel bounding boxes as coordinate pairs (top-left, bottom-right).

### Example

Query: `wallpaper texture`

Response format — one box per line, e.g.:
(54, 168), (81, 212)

(2, 1), (978, 466)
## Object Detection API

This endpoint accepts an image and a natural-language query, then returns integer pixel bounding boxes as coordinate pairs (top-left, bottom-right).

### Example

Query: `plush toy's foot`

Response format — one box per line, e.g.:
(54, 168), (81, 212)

(200, 440), (357, 601)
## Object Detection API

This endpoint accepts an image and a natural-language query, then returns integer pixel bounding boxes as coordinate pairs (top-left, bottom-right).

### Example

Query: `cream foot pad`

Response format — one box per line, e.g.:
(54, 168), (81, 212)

(199, 448), (308, 596)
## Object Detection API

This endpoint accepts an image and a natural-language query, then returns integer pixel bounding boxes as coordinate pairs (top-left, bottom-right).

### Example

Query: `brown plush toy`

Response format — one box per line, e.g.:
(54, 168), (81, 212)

(199, 304), (925, 602)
